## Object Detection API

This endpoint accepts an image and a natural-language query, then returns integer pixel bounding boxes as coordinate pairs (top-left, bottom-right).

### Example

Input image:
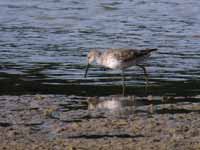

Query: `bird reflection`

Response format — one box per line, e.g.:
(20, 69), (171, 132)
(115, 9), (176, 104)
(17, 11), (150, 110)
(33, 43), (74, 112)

(87, 95), (148, 116)
(87, 95), (200, 117)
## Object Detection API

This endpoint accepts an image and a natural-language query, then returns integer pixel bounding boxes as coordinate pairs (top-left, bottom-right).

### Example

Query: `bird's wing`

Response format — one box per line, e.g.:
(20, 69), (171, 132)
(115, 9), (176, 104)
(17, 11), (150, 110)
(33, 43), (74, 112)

(105, 49), (141, 62)
(106, 48), (157, 62)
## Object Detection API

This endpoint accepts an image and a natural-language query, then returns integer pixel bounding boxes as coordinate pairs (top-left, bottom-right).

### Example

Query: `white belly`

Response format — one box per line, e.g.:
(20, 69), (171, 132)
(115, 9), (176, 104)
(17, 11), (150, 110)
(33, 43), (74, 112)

(104, 58), (121, 69)
(101, 55), (149, 69)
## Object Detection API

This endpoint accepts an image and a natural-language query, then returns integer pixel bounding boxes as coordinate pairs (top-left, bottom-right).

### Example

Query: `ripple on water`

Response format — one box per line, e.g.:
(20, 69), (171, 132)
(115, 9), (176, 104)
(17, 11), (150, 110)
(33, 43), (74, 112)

(0, 0), (200, 95)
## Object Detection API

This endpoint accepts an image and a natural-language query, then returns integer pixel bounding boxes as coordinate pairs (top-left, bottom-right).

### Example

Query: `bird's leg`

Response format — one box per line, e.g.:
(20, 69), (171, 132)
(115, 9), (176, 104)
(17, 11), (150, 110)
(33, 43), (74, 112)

(121, 70), (126, 96)
(136, 64), (149, 87)
(101, 67), (107, 71)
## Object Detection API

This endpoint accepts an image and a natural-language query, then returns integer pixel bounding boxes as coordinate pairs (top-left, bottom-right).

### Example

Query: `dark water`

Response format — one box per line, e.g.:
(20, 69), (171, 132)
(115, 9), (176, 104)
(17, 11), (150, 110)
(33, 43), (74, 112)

(0, 0), (200, 96)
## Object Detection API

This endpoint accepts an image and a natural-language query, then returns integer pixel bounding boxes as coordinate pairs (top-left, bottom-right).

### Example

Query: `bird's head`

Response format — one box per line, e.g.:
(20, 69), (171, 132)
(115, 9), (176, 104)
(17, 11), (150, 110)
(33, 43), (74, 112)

(84, 50), (101, 78)
(87, 50), (101, 64)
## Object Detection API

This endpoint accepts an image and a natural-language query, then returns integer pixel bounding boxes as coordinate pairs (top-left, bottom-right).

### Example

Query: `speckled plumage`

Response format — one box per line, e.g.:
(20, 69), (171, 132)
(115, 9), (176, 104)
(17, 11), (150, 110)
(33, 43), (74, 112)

(88, 48), (157, 69)
(84, 48), (157, 95)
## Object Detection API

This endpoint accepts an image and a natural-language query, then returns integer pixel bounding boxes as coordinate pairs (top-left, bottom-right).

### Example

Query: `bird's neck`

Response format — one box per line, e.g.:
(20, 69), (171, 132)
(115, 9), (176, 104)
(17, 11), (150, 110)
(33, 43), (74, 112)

(93, 51), (102, 65)
(96, 55), (102, 65)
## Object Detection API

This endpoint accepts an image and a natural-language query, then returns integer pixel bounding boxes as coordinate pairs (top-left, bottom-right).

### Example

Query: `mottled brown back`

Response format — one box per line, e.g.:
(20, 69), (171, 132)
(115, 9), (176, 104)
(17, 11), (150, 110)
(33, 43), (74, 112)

(103, 48), (157, 62)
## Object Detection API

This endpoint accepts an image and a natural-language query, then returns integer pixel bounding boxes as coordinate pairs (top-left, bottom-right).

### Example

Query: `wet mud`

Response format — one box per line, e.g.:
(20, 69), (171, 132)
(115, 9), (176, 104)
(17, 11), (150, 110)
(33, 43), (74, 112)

(0, 95), (199, 150)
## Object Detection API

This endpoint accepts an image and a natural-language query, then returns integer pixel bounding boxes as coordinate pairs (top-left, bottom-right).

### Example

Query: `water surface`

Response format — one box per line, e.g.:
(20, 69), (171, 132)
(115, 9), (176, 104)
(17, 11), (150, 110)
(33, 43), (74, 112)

(0, 0), (200, 96)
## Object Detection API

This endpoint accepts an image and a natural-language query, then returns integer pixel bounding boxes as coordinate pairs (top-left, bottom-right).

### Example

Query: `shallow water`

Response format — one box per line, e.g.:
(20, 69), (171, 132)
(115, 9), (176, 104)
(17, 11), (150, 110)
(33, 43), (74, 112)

(0, 0), (200, 96)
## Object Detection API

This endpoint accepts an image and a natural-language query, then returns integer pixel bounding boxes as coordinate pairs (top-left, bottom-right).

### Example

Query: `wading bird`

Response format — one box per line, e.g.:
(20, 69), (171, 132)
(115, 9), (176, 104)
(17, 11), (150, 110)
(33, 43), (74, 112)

(84, 48), (157, 95)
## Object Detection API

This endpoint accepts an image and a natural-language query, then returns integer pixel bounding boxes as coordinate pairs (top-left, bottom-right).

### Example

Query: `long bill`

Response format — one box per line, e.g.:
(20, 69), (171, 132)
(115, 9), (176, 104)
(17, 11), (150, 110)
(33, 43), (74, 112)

(84, 63), (90, 78)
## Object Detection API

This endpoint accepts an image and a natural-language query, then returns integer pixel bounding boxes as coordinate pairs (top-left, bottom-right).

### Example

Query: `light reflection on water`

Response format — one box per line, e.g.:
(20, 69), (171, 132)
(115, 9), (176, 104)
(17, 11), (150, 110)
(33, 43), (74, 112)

(87, 95), (200, 117)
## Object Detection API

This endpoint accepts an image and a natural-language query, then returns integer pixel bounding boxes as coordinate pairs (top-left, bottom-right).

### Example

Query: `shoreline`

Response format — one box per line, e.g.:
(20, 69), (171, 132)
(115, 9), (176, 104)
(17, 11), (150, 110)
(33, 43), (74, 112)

(0, 95), (199, 150)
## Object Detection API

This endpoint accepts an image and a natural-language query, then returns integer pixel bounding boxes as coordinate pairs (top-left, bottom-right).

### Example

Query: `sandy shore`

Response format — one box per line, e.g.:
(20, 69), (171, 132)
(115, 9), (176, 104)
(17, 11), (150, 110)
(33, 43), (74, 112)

(0, 95), (199, 150)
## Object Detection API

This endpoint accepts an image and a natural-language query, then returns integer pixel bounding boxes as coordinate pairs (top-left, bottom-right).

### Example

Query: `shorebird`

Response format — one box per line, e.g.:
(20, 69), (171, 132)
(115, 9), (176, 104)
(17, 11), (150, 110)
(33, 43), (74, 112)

(84, 48), (157, 95)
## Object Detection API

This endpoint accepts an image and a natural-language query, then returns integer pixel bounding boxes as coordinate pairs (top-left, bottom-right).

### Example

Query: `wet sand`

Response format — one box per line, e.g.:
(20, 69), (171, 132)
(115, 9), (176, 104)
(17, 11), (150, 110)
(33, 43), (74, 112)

(0, 95), (199, 150)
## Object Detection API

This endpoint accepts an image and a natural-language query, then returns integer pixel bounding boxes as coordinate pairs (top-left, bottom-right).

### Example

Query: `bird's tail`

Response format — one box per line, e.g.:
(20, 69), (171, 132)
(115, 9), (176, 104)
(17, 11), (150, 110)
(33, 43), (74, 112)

(145, 48), (158, 53)
(137, 48), (157, 57)
(141, 48), (157, 55)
